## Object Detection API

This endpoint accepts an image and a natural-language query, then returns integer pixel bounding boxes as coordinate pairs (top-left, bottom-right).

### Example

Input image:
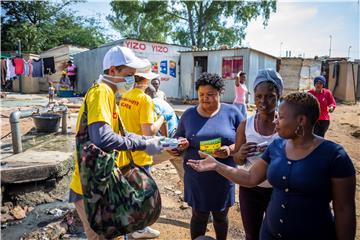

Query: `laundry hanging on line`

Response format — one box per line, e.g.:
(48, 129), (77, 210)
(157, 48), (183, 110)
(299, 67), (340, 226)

(0, 55), (57, 84)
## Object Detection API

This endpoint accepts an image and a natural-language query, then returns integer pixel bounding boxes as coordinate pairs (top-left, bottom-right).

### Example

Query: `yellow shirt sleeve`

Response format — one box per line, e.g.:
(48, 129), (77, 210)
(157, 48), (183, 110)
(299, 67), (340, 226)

(139, 95), (155, 124)
(86, 87), (113, 125)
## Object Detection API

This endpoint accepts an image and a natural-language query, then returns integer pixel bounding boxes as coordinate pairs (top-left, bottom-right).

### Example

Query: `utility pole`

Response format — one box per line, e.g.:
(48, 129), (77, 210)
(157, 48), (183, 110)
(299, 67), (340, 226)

(280, 42), (283, 57)
(348, 45), (352, 59)
(329, 35), (332, 58)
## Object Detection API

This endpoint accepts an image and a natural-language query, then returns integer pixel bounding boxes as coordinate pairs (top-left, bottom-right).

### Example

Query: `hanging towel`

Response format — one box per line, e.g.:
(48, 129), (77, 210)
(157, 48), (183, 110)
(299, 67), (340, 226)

(1, 59), (7, 85)
(24, 61), (29, 76)
(24, 59), (33, 77)
(32, 59), (43, 77)
(6, 58), (16, 80)
(14, 57), (24, 75)
(43, 57), (55, 74)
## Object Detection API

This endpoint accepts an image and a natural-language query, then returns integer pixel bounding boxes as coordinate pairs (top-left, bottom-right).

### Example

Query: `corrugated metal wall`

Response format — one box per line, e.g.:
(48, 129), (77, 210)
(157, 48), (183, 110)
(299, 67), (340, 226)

(279, 58), (321, 95)
(74, 39), (190, 97)
(248, 51), (277, 101)
(328, 61), (358, 102)
(180, 48), (277, 103)
(180, 52), (196, 99)
(73, 44), (118, 93)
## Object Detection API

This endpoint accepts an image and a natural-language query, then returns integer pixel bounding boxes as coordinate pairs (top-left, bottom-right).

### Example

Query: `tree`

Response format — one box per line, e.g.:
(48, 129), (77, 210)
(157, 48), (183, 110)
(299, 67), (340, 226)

(107, 0), (276, 48)
(107, 1), (174, 43)
(1, 1), (108, 53)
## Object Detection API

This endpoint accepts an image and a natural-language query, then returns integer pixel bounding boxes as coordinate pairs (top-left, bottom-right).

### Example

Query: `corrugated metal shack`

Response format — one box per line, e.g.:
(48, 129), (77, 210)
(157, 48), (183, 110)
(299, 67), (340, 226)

(39, 45), (88, 92)
(327, 60), (358, 103)
(74, 38), (190, 97)
(179, 47), (278, 103)
(279, 58), (322, 95)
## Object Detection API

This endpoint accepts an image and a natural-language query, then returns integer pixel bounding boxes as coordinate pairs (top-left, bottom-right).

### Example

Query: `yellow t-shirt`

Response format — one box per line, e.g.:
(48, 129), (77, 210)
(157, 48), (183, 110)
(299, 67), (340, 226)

(119, 88), (155, 166)
(69, 83), (120, 195)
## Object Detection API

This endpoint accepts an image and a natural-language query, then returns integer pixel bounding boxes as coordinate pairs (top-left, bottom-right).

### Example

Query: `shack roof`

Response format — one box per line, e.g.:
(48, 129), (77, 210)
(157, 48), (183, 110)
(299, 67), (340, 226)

(179, 47), (279, 60)
(100, 38), (191, 49)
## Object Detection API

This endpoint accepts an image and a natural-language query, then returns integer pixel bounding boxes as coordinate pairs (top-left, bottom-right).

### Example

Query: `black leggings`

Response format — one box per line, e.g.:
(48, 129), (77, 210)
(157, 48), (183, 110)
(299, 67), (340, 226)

(314, 120), (330, 137)
(190, 208), (229, 240)
(239, 186), (273, 240)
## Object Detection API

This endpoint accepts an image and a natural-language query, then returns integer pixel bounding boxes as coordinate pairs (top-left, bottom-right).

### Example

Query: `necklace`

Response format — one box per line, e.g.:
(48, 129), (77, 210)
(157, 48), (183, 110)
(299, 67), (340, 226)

(255, 112), (276, 138)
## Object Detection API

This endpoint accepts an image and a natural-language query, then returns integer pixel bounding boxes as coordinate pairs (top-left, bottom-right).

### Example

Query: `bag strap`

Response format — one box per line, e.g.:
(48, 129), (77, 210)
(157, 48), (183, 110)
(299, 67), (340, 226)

(79, 82), (136, 166)
(76, 91), (90, 137)
(117, 115), (136, 167)
(77, 83), (104, 138)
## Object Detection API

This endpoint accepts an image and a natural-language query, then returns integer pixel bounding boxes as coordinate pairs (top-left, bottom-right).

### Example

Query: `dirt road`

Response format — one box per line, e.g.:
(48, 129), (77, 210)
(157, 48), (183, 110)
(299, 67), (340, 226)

(1, 101), (359, 239)
(148, 102), (360, 240)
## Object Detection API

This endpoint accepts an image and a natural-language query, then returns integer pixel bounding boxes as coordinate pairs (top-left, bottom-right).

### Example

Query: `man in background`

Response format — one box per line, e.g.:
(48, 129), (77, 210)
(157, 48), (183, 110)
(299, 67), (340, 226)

(151, 78), (167, 101)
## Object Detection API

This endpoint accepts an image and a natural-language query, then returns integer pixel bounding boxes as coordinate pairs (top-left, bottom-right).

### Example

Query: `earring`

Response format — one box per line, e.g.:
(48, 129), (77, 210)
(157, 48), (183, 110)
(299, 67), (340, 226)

(294, 125), (305, 137)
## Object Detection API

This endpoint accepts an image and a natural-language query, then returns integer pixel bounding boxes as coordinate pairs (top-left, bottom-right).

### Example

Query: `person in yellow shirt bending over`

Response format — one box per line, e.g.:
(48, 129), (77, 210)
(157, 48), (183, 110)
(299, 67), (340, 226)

(119, 62), (165, 239)
(69, 46), (163, 240)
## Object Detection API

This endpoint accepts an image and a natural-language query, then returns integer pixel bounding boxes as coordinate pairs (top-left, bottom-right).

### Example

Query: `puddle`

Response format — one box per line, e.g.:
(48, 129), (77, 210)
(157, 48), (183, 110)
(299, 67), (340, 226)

(30, 133), (75, 152)
(1, 131), (75, 156)
(1, 201), (86, 240)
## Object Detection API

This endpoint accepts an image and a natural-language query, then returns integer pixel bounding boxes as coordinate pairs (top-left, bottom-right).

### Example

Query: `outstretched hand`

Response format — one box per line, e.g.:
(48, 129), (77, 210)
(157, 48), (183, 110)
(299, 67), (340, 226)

(213, 146), (231, 159)
(187, 151), (219, 172)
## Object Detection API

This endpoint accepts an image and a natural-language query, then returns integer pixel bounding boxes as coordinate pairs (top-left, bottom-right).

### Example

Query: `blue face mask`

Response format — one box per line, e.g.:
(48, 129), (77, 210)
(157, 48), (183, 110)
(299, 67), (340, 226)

(99, 74), (135, 96)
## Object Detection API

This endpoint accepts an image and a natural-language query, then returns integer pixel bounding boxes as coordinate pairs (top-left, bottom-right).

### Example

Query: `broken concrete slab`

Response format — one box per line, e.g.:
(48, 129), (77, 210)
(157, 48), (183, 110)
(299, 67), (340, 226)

(1, 130), (75, 185)
(1, 150), (73, 184)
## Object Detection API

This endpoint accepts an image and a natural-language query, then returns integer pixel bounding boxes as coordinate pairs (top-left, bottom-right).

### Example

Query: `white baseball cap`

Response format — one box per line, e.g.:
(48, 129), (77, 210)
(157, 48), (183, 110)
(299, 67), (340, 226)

(103, 46), (149, 71)
(135, 59), (159, 80)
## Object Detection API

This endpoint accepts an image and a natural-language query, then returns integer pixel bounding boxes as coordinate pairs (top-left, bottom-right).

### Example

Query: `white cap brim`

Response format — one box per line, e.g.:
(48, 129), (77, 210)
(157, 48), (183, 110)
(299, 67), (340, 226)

(135, 71), (159, 80)
(125, 58), (150, 69)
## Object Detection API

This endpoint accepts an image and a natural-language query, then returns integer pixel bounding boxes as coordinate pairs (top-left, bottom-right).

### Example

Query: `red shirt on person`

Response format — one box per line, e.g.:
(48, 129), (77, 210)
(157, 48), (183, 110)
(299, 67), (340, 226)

(308, 88), (336, 121)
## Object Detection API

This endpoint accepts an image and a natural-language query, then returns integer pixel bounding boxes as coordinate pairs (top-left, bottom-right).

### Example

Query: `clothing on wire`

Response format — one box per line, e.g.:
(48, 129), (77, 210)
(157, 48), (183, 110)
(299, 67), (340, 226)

(32, 59), (43, 77)
(24, 59), (33, 77)
(1, 59), (7, 85)
(13, 57), (24, 75)
(6, 58), (16, 80)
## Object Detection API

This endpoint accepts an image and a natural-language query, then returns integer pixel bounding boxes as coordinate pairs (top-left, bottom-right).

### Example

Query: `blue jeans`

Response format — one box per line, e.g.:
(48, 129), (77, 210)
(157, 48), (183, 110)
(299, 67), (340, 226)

(234, 103), (247, 119)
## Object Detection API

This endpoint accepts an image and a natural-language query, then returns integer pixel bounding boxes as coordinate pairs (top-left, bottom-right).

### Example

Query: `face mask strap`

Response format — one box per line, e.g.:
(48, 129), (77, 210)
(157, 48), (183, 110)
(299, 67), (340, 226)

(103, 74), (127, 80)
(100, 76), (116, 86)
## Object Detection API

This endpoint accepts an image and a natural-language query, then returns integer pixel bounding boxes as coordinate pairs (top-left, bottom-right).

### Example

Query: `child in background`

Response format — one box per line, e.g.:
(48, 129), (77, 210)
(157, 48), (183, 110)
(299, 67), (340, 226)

(233, 71), (249, 118)
(48, 82), (55, 103)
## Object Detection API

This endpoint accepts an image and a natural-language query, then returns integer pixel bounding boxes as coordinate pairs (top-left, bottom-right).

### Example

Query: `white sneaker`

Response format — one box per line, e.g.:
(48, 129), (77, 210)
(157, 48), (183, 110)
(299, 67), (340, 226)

(131, 227), (160, 239)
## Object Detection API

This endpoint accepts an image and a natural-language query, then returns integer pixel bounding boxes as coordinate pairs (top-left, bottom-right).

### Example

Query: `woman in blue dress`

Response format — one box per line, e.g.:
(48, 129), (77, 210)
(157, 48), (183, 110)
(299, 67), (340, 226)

(187, 92), (355, 240)
(170, 73), (244, 240)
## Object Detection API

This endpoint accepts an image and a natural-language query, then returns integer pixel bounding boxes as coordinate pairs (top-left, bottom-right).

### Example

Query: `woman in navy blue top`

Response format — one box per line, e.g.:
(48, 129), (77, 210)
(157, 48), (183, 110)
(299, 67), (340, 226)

(187, 92), (356, 240)
(170, 73), (243, 240)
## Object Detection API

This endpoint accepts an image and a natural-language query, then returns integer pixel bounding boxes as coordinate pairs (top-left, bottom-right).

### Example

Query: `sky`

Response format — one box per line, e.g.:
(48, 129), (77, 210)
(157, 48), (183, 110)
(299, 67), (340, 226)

(72, 0), (359, 60)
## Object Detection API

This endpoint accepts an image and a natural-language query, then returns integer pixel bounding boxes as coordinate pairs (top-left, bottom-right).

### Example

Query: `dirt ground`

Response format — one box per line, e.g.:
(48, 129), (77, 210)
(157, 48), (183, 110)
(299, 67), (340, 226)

(149, 102), (360, 240)
(1, 101), (359, 239)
